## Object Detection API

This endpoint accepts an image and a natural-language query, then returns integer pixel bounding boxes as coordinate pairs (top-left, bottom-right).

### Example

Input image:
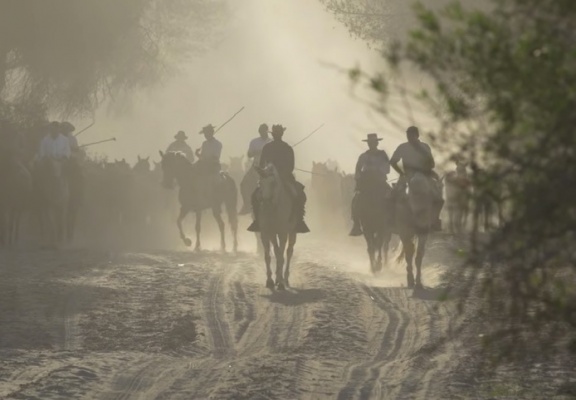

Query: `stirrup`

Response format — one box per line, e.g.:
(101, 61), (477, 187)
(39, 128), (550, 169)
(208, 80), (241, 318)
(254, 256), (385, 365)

(349, 225), (363, 237)
(247, 220), (260, 233)
(296, 220), (310, 234)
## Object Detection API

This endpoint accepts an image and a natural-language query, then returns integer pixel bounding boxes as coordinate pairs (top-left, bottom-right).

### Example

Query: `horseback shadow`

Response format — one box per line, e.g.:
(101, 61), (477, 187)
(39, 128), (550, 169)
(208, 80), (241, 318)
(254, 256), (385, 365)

(260, 287), (325, 306)
(411, 285), (455, 301)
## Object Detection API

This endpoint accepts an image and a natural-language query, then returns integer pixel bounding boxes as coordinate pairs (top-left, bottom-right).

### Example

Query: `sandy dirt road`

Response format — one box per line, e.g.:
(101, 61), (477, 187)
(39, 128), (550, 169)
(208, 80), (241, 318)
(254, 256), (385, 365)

(0, 238), (458, 399)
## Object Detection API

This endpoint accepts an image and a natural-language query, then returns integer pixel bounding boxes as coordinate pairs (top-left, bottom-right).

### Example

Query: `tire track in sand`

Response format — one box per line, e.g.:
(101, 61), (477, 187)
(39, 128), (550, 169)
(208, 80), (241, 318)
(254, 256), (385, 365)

(203, 261), (236, 359)
(337, 286), (410, 400)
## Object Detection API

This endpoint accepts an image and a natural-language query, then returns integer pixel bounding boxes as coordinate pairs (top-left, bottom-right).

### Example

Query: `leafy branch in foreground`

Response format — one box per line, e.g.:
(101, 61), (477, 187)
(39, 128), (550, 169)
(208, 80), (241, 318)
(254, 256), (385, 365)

(323, 0), (576, 361)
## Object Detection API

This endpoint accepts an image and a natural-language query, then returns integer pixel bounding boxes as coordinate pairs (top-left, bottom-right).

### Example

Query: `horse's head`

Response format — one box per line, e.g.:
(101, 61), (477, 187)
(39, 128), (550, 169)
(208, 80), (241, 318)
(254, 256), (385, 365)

(159, 150), (189, 189)
(256, 163), (279, 203)
(134, 155), (151, 174)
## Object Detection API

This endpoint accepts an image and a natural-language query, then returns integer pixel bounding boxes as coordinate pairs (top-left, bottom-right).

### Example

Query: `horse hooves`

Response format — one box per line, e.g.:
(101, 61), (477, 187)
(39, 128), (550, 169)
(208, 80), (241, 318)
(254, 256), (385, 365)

(407, 275), (415, 289)
(277, 282), (286, 291)
(183, 238), (192, 247)
(266, 279), (275, 290)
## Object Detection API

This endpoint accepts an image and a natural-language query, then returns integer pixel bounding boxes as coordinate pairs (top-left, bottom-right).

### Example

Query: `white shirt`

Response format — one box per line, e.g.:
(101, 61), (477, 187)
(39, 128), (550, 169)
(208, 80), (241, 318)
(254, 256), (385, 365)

(248, 136), (271, 165)
(39, 133), (71, 159)
(200, 138), (222, 161)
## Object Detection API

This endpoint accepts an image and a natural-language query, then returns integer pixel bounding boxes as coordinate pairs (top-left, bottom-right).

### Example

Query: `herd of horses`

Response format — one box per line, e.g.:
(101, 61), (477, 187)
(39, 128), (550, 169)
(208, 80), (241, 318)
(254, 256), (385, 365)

(0, 142), (499, 290)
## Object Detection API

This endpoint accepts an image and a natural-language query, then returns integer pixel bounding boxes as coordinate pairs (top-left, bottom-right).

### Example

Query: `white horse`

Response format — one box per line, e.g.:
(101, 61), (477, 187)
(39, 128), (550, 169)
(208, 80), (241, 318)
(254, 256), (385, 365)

(255, 164), (297, 290)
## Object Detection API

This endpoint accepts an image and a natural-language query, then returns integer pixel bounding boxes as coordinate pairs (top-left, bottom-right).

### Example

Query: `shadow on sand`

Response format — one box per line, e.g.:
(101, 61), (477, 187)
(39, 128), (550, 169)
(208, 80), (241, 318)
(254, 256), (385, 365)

(260, 287), (326, 306)
(412, 285), (456, 301)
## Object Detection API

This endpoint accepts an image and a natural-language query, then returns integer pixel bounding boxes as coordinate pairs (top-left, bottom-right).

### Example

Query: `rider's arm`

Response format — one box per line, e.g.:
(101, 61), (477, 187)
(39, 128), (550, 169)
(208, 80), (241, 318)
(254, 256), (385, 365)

(389, 146), (404, 175)
(287, 145), (295, 173)
(258, 144), (269, 169)
(354, 154), (364, 180)
(424, 144), (436, 169)
(247, 139), (256, 158)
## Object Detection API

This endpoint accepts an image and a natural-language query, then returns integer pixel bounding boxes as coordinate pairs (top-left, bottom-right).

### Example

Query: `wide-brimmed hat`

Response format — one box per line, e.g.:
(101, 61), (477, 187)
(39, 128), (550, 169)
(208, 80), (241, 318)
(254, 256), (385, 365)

(271, 124), (286, 135)
(174, 130), (187, 140)
(199, 124), (216, 135)
(61, 122), (75, 134)
(49, 121), (61, 133)
(362, 133), (383, 142)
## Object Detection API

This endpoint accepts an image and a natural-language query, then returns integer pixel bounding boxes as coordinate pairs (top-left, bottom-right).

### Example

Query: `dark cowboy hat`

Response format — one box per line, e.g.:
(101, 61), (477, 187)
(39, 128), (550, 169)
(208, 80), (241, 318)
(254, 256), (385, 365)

(174, 130), (187, 140)
(362, 133), (383, 142)
(49, 121), (61, 133)
(271, 124), (286, 135)
(61, 121), (75, 133)
(199, 124), (216, 135)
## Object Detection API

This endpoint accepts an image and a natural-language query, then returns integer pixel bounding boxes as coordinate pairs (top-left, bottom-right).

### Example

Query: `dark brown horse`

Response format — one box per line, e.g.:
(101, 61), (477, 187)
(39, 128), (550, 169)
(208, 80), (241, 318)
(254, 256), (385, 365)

(356, 174), (393, 273)
(0, 154), (32, 246)
(159, 151), (238, 251)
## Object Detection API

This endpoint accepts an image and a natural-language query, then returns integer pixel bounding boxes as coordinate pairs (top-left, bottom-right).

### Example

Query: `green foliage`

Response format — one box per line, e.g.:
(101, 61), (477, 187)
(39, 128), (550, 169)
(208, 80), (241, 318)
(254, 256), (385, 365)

(322, 0), (576, 363)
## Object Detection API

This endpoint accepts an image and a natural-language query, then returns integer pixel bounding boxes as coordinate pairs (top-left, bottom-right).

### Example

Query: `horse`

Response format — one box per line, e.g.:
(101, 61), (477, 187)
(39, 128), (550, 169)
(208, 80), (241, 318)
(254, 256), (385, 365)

(254, 163), (298, 290)
(34, 158), (69, 247)
(356, 173), (393, 273)
(133, 155), (151, 174)
(444, 162), (471, 235)
(0, 154), (32, 246)
(65, 156), (84, 243)
(159, 151), (238, 252)
(394, 172), (437, 289)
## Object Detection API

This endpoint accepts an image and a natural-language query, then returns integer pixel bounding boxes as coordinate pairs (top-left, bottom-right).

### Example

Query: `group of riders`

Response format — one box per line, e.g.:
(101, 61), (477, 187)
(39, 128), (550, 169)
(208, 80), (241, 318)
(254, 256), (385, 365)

(165, 123), (445, 235)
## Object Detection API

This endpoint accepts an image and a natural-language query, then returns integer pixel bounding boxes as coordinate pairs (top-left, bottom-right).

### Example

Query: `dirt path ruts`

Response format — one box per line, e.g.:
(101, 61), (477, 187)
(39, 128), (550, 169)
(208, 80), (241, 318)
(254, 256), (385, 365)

(0, 248), (456, 400)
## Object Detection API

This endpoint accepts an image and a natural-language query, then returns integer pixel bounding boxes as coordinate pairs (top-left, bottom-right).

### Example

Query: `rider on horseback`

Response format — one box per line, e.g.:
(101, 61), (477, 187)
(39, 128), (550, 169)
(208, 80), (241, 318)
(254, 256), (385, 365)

(349, 133), (391, 237)
(240, 123), (271, 215)
(194, 124), (223, 205)
(247, 124), (310, 234)
(166, 130), (195, 162)
(390, 126), (444, 231)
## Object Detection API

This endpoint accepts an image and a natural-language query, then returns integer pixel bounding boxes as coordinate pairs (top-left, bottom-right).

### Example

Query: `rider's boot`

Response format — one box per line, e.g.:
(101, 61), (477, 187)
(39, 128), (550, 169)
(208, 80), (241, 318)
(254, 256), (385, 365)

(349, 193), (363, 236)
(247, 190), (260, 232)
(239, 173), (252, 215)
(295, 186), (310, 234)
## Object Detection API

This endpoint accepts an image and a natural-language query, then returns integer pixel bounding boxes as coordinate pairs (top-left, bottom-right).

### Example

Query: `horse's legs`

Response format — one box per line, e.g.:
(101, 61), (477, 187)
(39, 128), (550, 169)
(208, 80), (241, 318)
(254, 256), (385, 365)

(212, 207), (226, 251)
(262, 234), (274, 289)
(402, 235), (415, 288)
(176, 207), (192, 247)
(274, 234), (287, 290)
(364, 230), (376, 273)
(284, 232), (297, 287)
(414, 233), (428, 288)
(194, 211), (202, 251)
(382, 230), (392, 266)
(375, 231), (384, 272)
(66, 205), (78, 243)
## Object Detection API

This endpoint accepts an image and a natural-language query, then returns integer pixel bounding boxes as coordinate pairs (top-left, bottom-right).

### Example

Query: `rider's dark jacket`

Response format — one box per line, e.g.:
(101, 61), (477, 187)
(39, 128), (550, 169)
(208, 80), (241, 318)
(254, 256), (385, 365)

(259, 139), (295, 181)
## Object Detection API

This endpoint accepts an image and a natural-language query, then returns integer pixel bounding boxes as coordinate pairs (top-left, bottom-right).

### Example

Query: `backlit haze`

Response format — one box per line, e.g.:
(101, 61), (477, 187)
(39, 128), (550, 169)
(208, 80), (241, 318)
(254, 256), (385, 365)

(74, 0), (420, 174)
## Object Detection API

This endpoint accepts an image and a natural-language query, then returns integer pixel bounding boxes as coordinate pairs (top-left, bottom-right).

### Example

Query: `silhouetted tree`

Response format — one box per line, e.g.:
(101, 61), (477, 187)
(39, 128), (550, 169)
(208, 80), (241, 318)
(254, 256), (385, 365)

(0, 0), (226, 116)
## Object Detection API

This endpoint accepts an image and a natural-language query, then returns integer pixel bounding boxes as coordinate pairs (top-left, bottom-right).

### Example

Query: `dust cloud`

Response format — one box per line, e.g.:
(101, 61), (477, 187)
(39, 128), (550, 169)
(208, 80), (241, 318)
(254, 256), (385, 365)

(73, 0), (413, 174)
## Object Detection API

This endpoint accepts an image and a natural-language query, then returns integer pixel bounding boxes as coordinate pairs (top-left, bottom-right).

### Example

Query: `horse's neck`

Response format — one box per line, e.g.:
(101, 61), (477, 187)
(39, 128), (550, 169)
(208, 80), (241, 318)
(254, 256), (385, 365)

(175, 162), (195, 187)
